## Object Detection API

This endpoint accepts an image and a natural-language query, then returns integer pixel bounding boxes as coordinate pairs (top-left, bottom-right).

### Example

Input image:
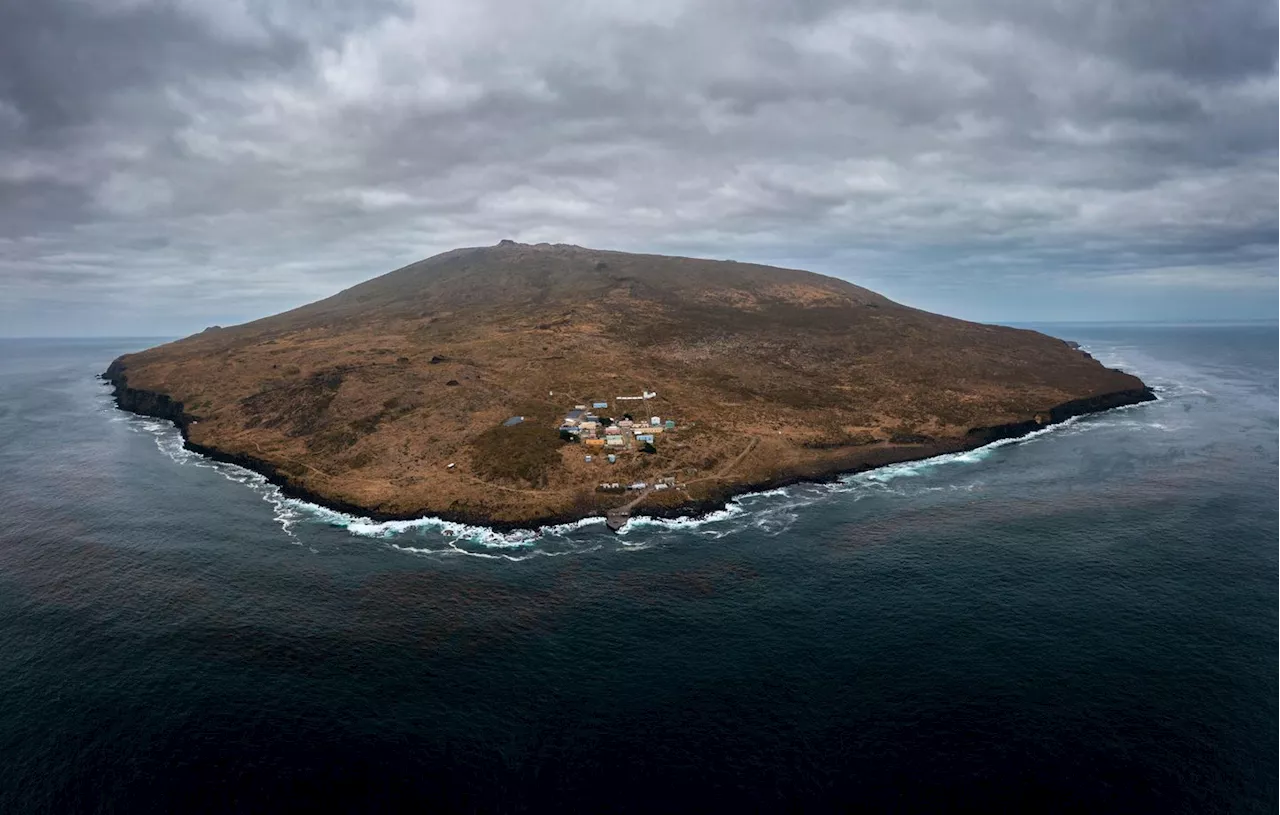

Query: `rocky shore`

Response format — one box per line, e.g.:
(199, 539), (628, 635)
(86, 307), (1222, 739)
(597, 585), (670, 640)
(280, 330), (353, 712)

(103, 358), (1155, 533)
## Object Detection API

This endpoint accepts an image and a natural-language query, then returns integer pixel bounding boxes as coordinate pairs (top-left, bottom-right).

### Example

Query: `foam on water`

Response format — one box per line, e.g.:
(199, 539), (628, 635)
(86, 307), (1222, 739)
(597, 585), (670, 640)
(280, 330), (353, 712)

(106, 389), (305, 542)
(837, 419), (1080, 492)
(615, 501), (748, 538)
(103, 338), (1176, 557)
(107, 386), (758, 551)
(15, 332), (1270, 813)
(108, 396), (1126, 553)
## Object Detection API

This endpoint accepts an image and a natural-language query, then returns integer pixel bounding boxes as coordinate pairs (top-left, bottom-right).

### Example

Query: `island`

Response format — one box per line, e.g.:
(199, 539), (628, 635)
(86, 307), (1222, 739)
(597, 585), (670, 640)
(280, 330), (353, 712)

(104, 241), (1154, 530)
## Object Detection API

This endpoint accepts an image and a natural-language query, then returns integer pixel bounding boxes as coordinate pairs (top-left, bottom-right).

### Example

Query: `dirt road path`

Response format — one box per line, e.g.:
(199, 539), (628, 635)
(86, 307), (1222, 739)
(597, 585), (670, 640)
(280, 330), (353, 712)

(688, 437), (759, 484)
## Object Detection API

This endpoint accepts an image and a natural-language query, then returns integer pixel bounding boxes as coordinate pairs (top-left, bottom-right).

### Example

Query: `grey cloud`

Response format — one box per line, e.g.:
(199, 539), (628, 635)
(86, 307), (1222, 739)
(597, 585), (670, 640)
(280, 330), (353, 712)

(0, 0), (306, 139)
(0, 0), (1275, 336)
(844, 0), (1278, 82)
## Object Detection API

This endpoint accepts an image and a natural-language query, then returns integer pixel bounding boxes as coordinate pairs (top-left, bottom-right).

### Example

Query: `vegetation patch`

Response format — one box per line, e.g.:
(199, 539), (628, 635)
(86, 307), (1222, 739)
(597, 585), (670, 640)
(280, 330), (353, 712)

(108, 241), (1149, 527)
(343, 450), (376, 470)
(307, 427), (358, 454)
(469, 423), (563, 487)
(801, 430), (879, 449)
(888, 432), (934, 444)
(241, 369), (345, 435)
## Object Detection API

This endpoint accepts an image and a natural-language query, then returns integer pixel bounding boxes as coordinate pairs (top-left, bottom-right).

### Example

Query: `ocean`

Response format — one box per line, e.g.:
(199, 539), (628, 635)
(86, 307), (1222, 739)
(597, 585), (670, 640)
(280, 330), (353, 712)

(0, 324), (1275, 812)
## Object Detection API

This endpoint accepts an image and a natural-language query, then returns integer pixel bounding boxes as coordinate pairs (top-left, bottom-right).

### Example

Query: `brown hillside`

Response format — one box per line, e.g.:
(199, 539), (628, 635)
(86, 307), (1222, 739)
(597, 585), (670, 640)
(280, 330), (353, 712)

(105, 241), (1151, 527)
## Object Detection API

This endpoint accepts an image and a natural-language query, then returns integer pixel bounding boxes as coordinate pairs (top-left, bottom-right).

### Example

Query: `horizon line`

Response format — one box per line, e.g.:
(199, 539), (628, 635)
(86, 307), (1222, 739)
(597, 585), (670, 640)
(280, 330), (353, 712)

(2, 317), (1278, 341)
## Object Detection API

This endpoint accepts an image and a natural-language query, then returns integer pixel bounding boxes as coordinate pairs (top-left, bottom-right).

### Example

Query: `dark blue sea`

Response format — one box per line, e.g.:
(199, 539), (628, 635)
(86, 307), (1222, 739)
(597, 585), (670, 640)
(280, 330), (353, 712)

(0, 324), (1275, 813)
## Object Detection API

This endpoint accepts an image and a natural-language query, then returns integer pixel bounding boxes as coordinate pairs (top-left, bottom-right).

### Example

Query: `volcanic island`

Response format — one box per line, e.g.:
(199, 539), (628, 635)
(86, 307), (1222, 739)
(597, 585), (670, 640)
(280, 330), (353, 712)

(105, 241), (1154, 531)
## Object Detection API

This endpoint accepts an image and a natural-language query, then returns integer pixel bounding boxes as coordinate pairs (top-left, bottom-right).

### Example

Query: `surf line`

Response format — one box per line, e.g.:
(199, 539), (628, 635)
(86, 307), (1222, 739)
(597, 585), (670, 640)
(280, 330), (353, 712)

(111, 385), (1156, 546)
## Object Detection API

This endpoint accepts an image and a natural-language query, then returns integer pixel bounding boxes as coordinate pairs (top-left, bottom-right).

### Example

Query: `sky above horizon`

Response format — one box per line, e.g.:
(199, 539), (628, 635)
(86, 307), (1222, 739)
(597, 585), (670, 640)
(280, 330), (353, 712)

(2, 0), (1277, 337)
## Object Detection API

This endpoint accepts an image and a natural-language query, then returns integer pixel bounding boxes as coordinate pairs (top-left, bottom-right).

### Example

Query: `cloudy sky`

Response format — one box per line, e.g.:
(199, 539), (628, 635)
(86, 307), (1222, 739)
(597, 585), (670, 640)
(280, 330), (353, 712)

(2, 0), (1276, 336)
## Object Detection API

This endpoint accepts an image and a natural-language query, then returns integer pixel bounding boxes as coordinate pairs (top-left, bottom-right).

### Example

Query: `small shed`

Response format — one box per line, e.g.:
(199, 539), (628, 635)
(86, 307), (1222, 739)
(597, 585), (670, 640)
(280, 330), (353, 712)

(650, 416), (661, 426)
(665, 420), (676, 430)
(502, 416), (524, 426)
(607, 454), (617, 463)
(592, 401), (609, 409)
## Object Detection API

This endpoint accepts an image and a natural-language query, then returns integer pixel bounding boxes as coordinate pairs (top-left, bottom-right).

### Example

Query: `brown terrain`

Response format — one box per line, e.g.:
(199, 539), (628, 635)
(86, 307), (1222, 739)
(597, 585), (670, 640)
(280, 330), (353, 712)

(104, 241), (1153, 529)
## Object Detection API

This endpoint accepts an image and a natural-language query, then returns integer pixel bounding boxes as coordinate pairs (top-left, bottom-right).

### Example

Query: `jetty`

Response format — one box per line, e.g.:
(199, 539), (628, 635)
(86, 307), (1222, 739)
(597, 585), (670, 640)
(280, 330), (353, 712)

(606, 487), (652, 532)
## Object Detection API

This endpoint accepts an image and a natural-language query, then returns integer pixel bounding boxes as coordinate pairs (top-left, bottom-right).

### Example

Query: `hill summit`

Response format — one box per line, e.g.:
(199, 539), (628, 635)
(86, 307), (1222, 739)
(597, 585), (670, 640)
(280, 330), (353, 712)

(105, 241), (1153, 528)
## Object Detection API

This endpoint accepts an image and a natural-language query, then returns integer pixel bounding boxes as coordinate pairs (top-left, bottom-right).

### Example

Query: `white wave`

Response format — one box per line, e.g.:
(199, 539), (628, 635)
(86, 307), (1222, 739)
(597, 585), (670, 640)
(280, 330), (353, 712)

(345, 515), (537, 547)
(393, 541), (505, 560)
(615, 501), (747, 535)
(541, 516), (611, 535)
(834, 418), (1083, 490)
(103, 360), (1163, 556)
(115, 405), (305, 542)
(118, 409), (615, 554)
(110, 397), (1096, 551)
(337, 510), (608, 547)
(750, 505), (801, 535)
(733, 486), (794, 501)
(388, 539), (604, 562)
(1077, 344), (1206, 402)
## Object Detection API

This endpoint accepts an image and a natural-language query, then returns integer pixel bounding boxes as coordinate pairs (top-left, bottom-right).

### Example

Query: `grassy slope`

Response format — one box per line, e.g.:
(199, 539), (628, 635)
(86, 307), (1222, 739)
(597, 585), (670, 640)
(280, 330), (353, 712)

(110, 242), (1147, 524)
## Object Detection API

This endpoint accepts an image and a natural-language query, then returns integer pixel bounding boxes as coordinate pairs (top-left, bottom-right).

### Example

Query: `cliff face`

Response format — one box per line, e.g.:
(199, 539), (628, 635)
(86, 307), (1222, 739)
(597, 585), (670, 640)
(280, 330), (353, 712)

(966, 388), (1155, 444)
(102, 241), (1155, 528)
(104, 359), (188, 428)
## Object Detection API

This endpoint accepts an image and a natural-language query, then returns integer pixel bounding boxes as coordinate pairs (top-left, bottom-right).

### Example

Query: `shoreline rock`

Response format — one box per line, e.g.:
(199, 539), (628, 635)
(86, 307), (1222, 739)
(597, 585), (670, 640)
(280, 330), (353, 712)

(102, 358), (1156, 534)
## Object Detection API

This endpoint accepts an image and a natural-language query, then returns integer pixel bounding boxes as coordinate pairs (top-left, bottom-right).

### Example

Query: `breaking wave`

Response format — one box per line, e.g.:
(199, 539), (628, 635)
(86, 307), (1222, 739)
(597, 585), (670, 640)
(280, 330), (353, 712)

(102, 338), (1177, 557)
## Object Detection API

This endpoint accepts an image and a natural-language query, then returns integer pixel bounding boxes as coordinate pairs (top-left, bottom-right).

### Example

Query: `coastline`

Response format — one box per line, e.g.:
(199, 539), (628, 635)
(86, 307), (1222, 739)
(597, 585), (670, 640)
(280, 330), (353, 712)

(102, 358), (1156, 534)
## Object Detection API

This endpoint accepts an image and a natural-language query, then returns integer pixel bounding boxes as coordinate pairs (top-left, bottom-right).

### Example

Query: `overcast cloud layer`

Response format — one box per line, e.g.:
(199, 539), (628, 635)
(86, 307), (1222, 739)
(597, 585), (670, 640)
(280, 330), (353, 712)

(2, 0), (1276, 335)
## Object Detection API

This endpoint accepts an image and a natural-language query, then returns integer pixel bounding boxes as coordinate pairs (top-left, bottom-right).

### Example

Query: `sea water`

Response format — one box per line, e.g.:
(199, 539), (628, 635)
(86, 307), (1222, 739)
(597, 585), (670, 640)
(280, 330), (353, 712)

(0, 324), (1274, 812)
